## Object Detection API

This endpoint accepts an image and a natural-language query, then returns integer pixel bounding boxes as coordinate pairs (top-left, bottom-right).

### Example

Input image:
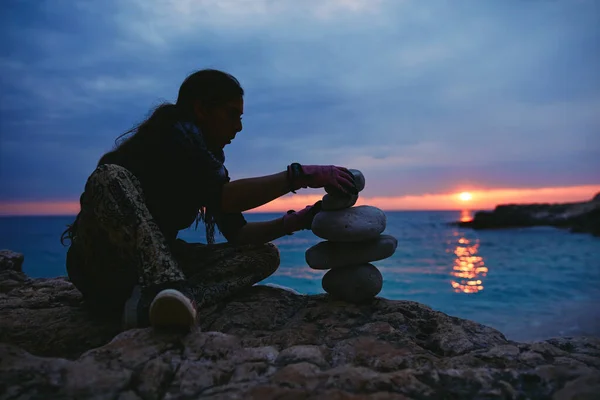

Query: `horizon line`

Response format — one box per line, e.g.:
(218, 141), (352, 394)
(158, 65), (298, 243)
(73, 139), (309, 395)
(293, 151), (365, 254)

(0, 183), (598, 217)
(0, 208), (487, 218)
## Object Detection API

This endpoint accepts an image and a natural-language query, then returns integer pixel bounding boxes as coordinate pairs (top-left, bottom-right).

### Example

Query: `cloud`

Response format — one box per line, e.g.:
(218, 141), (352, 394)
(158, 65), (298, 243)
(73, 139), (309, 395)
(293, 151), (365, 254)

(0, 0), (599, 204)
(119, 0), (389, 34)
(80, 76), (161, 95)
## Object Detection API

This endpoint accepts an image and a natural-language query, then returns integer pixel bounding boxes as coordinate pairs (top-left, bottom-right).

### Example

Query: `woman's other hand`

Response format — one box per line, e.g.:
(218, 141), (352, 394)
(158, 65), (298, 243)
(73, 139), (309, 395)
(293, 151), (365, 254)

(282, 201), (323, 234)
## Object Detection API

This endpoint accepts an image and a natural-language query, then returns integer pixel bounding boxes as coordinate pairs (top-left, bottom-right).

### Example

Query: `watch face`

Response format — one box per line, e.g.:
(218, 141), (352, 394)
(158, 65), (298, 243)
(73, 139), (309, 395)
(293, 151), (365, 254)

(291, 163), (302, 178)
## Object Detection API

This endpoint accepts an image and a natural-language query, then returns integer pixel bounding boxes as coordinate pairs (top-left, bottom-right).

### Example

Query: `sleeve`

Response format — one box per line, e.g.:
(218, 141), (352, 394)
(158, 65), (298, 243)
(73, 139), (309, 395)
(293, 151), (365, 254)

(211, 165), (247, 240)
(214, 211), (248, 241)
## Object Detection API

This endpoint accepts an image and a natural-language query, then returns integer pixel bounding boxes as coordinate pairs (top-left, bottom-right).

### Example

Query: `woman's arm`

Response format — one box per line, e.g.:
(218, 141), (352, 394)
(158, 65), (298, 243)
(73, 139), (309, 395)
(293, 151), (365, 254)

(227, 218), (287, 245)
(224, 202), (322, 245)
(219, 164), (358, 213)
(220, 171), (290, 213)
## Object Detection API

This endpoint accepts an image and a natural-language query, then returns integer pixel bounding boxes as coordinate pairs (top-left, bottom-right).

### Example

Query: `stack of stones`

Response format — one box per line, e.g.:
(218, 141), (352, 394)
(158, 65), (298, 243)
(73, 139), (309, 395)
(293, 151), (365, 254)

(307, 169), (398, 304)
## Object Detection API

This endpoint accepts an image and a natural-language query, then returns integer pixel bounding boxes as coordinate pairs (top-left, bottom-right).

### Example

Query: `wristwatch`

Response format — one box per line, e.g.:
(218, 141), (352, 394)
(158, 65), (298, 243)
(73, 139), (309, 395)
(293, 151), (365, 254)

(286, 162), (304, 193)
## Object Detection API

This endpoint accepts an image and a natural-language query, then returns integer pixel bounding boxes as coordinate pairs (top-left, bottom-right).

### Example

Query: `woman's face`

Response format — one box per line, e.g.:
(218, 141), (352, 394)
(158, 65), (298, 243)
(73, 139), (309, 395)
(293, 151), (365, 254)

(195, 97), (244, 150)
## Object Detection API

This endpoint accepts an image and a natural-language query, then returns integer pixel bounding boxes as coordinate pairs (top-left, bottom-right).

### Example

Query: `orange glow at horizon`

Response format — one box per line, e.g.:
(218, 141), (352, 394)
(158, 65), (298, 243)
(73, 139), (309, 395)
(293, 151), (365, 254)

(0, 184), (598, 216)
(0, 201), (81, 216)
(246, 184), (599, 213)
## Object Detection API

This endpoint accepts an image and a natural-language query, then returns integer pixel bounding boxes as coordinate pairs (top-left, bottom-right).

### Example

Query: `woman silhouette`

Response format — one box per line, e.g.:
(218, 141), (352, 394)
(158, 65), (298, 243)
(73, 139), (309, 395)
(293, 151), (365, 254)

(61, 69), (357, 331)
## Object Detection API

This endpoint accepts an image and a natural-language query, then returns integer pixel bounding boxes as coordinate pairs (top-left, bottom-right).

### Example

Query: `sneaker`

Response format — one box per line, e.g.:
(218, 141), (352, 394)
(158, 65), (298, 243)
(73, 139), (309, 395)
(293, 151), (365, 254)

(149, 288), (198, 330)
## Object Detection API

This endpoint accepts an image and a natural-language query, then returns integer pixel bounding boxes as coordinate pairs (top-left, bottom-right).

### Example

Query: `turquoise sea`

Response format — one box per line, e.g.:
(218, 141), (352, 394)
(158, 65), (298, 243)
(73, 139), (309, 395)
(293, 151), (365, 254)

(1, 211), (599, 342)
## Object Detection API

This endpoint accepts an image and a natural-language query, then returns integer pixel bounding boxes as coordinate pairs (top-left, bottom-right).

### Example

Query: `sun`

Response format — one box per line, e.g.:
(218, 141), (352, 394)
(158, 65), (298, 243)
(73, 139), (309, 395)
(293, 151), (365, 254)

(459, 192), (473, 202)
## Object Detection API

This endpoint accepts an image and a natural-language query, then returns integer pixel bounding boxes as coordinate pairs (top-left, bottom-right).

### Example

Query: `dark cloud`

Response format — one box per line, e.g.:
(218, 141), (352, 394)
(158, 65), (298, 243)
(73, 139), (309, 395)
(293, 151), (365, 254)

(1, 0), (599, 201)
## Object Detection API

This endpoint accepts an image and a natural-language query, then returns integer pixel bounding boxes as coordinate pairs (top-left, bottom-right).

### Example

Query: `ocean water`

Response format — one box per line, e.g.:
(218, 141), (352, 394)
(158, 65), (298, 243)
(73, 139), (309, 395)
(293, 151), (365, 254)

(1, 211), (599, 342)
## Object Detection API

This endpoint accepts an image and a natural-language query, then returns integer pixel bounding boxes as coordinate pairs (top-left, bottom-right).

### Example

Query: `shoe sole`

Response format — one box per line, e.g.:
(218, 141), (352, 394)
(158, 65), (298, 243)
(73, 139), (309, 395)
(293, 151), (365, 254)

(149, 289), (197, 330)
(122, 285), (142, 330)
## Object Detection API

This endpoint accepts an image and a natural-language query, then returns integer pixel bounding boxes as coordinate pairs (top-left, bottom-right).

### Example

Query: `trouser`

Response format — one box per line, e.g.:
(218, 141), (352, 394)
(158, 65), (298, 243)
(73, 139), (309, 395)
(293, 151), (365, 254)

(66, 164), (280, 315)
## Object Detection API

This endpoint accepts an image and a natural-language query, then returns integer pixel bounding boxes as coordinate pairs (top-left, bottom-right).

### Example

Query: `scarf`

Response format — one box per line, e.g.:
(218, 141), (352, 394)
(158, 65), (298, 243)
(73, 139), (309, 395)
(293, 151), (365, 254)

(173, 120), (228, 245)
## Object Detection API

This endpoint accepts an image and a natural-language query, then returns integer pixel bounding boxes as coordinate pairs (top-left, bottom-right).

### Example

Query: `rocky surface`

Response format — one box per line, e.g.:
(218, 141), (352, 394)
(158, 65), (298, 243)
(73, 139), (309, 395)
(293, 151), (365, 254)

(2, 250), (600, 399)
(456, 192), (600, 236)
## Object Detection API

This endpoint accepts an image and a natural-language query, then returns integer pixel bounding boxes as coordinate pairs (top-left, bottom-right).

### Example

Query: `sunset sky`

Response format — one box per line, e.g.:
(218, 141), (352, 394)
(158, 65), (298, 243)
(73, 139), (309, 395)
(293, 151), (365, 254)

(1, 0), (599, 216)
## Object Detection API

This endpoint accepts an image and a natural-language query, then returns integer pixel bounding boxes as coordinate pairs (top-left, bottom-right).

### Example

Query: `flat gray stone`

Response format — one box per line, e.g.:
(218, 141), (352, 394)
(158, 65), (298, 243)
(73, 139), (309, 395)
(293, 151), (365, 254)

(321, 193), (358, 211)
(306, 235), (397, 270)
(322, 263), (383, 303)
(311, 205), (386, 242)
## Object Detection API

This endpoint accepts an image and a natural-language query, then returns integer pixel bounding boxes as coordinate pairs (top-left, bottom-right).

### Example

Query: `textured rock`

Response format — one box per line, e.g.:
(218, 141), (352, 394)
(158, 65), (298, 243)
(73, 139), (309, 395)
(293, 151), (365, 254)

(322, 193), (358, 211)
(0, 249), (24, 272)
(322, 263), (383, 303)
(312, 205), (386, 242)
(2, 251), (600, 399)
(456, 192), (600, 236)
(306, 235), (398, 270)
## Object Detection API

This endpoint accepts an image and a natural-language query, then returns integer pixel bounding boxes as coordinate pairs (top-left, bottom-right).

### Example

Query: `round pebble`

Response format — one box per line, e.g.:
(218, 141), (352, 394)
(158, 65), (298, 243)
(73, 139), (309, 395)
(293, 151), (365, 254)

(322, 193), (358, 211)
(322, 263), (383, 303)
(306, 234), (398, 270)
(311, 205), (386, 242)
(348, 169), (366, 192)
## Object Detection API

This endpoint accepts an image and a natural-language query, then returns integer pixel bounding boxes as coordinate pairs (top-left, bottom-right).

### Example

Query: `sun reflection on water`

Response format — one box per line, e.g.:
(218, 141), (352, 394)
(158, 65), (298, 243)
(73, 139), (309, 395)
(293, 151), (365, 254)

(459, 209), (473, 223)
(450, 210), (488, 294)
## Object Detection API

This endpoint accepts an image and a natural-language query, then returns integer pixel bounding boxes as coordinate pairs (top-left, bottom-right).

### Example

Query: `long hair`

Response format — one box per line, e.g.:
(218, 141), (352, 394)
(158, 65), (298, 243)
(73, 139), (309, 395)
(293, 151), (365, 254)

(61, 69), (244, 246)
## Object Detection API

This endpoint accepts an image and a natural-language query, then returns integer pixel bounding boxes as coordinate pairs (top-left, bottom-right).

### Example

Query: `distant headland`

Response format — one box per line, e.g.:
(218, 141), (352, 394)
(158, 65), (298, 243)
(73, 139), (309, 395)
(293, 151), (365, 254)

(454, 192), (600, 237)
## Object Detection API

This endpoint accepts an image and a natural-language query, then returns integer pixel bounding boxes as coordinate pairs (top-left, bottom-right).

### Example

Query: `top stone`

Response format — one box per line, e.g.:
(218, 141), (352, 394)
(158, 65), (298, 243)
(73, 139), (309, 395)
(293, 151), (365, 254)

(311, 205), (386, 242)
(306, 234), (398, 270)
(348, 169), (366, 192)
(325, 169), (365, 195)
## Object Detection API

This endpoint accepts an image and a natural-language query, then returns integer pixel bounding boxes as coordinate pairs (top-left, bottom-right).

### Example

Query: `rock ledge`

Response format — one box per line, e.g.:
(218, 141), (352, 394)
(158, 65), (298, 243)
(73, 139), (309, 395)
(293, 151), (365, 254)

(1, 250), (599, 399)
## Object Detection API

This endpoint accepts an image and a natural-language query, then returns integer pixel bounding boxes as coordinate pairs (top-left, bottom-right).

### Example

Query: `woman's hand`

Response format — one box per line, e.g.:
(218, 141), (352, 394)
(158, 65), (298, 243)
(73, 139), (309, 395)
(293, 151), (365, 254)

(282, 201), (323, 234)
(287, 163), (357, 196)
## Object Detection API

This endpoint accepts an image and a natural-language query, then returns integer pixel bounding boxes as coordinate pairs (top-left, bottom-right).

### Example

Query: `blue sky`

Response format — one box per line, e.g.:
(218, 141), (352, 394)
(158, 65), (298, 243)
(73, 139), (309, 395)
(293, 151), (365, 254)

(1, 0), (599, 208)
